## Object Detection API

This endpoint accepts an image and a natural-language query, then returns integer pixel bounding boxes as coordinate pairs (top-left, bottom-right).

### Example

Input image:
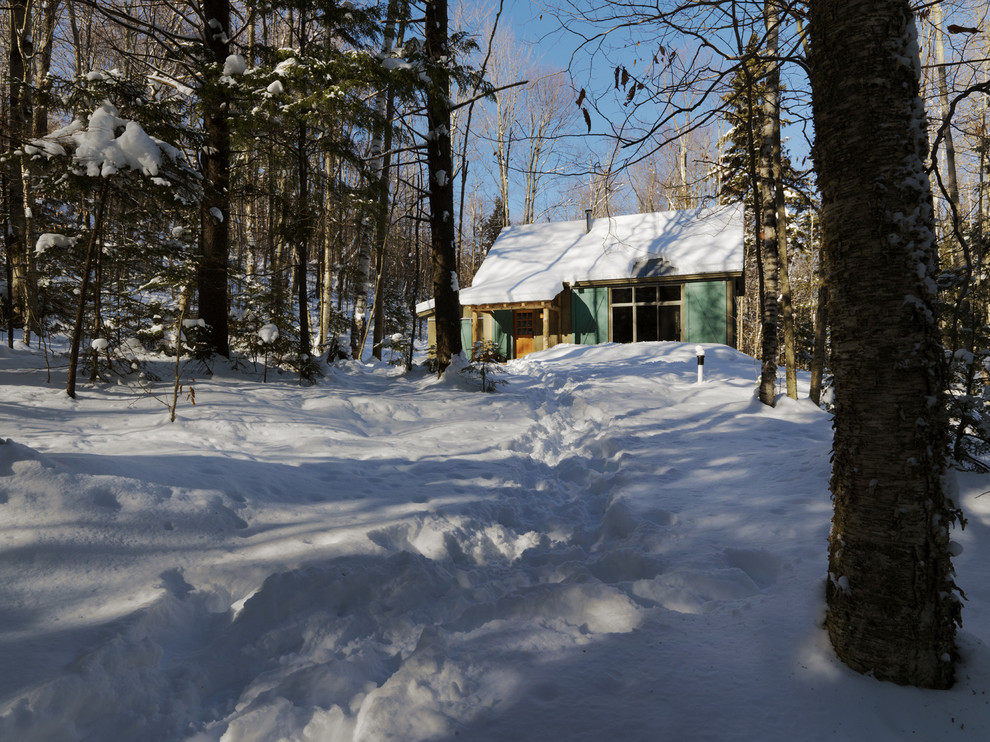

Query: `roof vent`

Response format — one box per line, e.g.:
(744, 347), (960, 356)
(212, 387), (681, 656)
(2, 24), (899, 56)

(585, 209), (592, 233)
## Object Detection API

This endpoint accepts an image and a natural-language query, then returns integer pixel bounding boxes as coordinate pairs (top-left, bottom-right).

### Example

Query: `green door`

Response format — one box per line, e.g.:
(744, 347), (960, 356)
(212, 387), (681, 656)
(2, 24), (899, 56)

(492, 310), (513, 359)
(684, 281), (728, 344)
(572, 287), (609, 344)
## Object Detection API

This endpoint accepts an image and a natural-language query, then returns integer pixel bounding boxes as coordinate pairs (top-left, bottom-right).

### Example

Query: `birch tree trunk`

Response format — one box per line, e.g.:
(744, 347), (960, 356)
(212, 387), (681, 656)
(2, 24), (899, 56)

(757, 0), (781, 406)
(32, 0), (59, 137)
(776, 165), (797, 399)
(5, 0), (39, 343)
(809, 0), (960, 689)
(370, 0), (401, 360)
(295, 119), (312, 361)
(349, 0), (397, 360)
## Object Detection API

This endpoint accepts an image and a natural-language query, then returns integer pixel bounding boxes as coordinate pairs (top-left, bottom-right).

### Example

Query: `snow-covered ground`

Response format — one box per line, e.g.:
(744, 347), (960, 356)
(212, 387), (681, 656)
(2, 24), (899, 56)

(1, 341), (988, 741)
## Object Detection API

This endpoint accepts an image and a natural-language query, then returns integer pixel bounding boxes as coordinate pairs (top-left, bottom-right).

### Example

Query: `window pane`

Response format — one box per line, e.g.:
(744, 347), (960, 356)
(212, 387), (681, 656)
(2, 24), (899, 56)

(637, 286), (657, 303)
(638, 305), (659, 341)
(659, 306), (680, 340)
(612, 287), (633, 304)
(659, 285), (681, 302)
(515, 311), (534, 335)
(612, 306), (634, 342)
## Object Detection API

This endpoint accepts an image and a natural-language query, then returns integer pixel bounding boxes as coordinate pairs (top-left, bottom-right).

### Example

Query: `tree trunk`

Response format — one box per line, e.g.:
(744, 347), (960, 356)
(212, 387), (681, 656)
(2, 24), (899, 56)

(32, 0), (59, 137)
(809, 280), (828, 406)
(295, 120), (311, 361)
(808, 0), (960, 689)
(67, 183), (110, 399)
(425, 0), (462, 372)
(295, 8), (313, 366)
(89, 225), (105, 382)
(197, 0), (232, 358)
(777, 174), (797, 399)
(371, 0), (401, 360)
(757, 1), (781, 407)
(5, 0), (39, 343)
(930, 2), (963, 269)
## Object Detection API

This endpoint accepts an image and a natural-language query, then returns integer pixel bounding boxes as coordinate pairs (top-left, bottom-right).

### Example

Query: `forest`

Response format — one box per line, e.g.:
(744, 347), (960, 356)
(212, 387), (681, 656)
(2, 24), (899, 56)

(3, 0), (990, 706)
(2, 1), (987, 420)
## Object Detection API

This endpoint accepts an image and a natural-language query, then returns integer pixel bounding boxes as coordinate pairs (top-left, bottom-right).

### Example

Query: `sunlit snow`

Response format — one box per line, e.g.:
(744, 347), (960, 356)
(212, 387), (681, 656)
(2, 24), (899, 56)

(1, 341), (988, 741)
(432, 202), (745, 310)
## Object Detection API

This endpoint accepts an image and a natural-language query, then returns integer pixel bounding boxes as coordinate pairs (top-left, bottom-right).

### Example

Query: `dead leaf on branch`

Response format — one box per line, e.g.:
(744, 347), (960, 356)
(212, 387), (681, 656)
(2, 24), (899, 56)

(947, 24), (980, 34)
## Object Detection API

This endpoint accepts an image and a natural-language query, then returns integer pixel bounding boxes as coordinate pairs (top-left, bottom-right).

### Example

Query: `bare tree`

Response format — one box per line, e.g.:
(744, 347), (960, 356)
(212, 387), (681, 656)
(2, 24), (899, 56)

(481, 27), (527, 228)
(628, 122), (720, 212)
(518, 68), (579, 224)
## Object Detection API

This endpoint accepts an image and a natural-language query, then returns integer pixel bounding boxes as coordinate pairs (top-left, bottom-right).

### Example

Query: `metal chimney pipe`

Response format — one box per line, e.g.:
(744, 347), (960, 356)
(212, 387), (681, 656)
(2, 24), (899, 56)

(585, 209), (592, 233)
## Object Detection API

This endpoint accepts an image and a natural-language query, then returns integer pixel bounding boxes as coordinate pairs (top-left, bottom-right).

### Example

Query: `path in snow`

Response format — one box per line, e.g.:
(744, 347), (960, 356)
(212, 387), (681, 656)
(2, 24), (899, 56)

(1, 342), (988, 741)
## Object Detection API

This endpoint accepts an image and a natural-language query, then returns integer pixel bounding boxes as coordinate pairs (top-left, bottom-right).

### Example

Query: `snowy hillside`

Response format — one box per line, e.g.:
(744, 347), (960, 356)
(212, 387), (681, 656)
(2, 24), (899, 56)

(1, 341), (989, 741)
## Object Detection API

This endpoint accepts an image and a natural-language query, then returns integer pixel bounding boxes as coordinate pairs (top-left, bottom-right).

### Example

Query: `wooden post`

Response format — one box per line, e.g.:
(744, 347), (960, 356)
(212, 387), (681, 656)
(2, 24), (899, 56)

(471, 310), (480, 355)
(542, 304), (550, 350)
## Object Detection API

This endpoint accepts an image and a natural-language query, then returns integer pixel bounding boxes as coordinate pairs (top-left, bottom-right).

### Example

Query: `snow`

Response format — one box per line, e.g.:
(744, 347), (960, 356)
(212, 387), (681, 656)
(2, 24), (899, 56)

(382, 57), (414, 71)
(33, 103), (178, 179)
(1, 340), (989, 741)
(222, 54), (247, 76)
(34, 233), (71, 256)
(258, 323), (279, 344)
(73, 104), (164, 177)
(275, 58), (298, 76)
(267, 80), (284, 96)
(445, 202), (744, 309)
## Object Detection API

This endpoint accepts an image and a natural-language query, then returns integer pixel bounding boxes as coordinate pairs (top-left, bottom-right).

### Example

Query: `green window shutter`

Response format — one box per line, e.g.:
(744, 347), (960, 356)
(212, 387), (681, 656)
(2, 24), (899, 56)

(571, 288), (594, 344)
(594, 288), (609, 342)
(572, 287), (609, 344)
(684, 281), (728, 344)
(492, 310), (513, 359)
(460, 318), (474, 356)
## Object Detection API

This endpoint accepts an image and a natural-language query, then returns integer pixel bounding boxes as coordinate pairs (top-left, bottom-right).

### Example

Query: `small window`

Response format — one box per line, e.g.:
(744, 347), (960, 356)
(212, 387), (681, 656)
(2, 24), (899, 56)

(637, 286), (658, 303)
(515, 311), (535, 336)
(659, 285), (681, 302)
(612, 287), (633, 304)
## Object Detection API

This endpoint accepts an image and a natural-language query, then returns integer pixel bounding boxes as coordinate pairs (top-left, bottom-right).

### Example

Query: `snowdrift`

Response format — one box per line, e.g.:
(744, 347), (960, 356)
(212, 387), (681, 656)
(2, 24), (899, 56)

(1, 342), (989, 741)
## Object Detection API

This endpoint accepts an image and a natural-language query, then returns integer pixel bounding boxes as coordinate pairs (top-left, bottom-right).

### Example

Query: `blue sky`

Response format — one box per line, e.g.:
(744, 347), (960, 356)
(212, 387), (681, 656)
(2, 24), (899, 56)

(478, 1), (815, 214)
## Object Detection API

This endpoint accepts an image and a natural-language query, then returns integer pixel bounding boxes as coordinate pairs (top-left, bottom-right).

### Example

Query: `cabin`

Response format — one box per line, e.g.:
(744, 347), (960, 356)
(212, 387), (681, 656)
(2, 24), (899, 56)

(417, 202), (745, 359)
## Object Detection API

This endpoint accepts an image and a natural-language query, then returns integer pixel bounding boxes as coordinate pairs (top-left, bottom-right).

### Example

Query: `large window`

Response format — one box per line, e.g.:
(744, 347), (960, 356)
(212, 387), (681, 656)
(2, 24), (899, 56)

(610, 284), (681, 343)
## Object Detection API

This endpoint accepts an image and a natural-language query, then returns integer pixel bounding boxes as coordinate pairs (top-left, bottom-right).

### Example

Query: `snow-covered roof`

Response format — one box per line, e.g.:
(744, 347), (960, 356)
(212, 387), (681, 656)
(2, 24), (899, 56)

(418, 203), (744, 313)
